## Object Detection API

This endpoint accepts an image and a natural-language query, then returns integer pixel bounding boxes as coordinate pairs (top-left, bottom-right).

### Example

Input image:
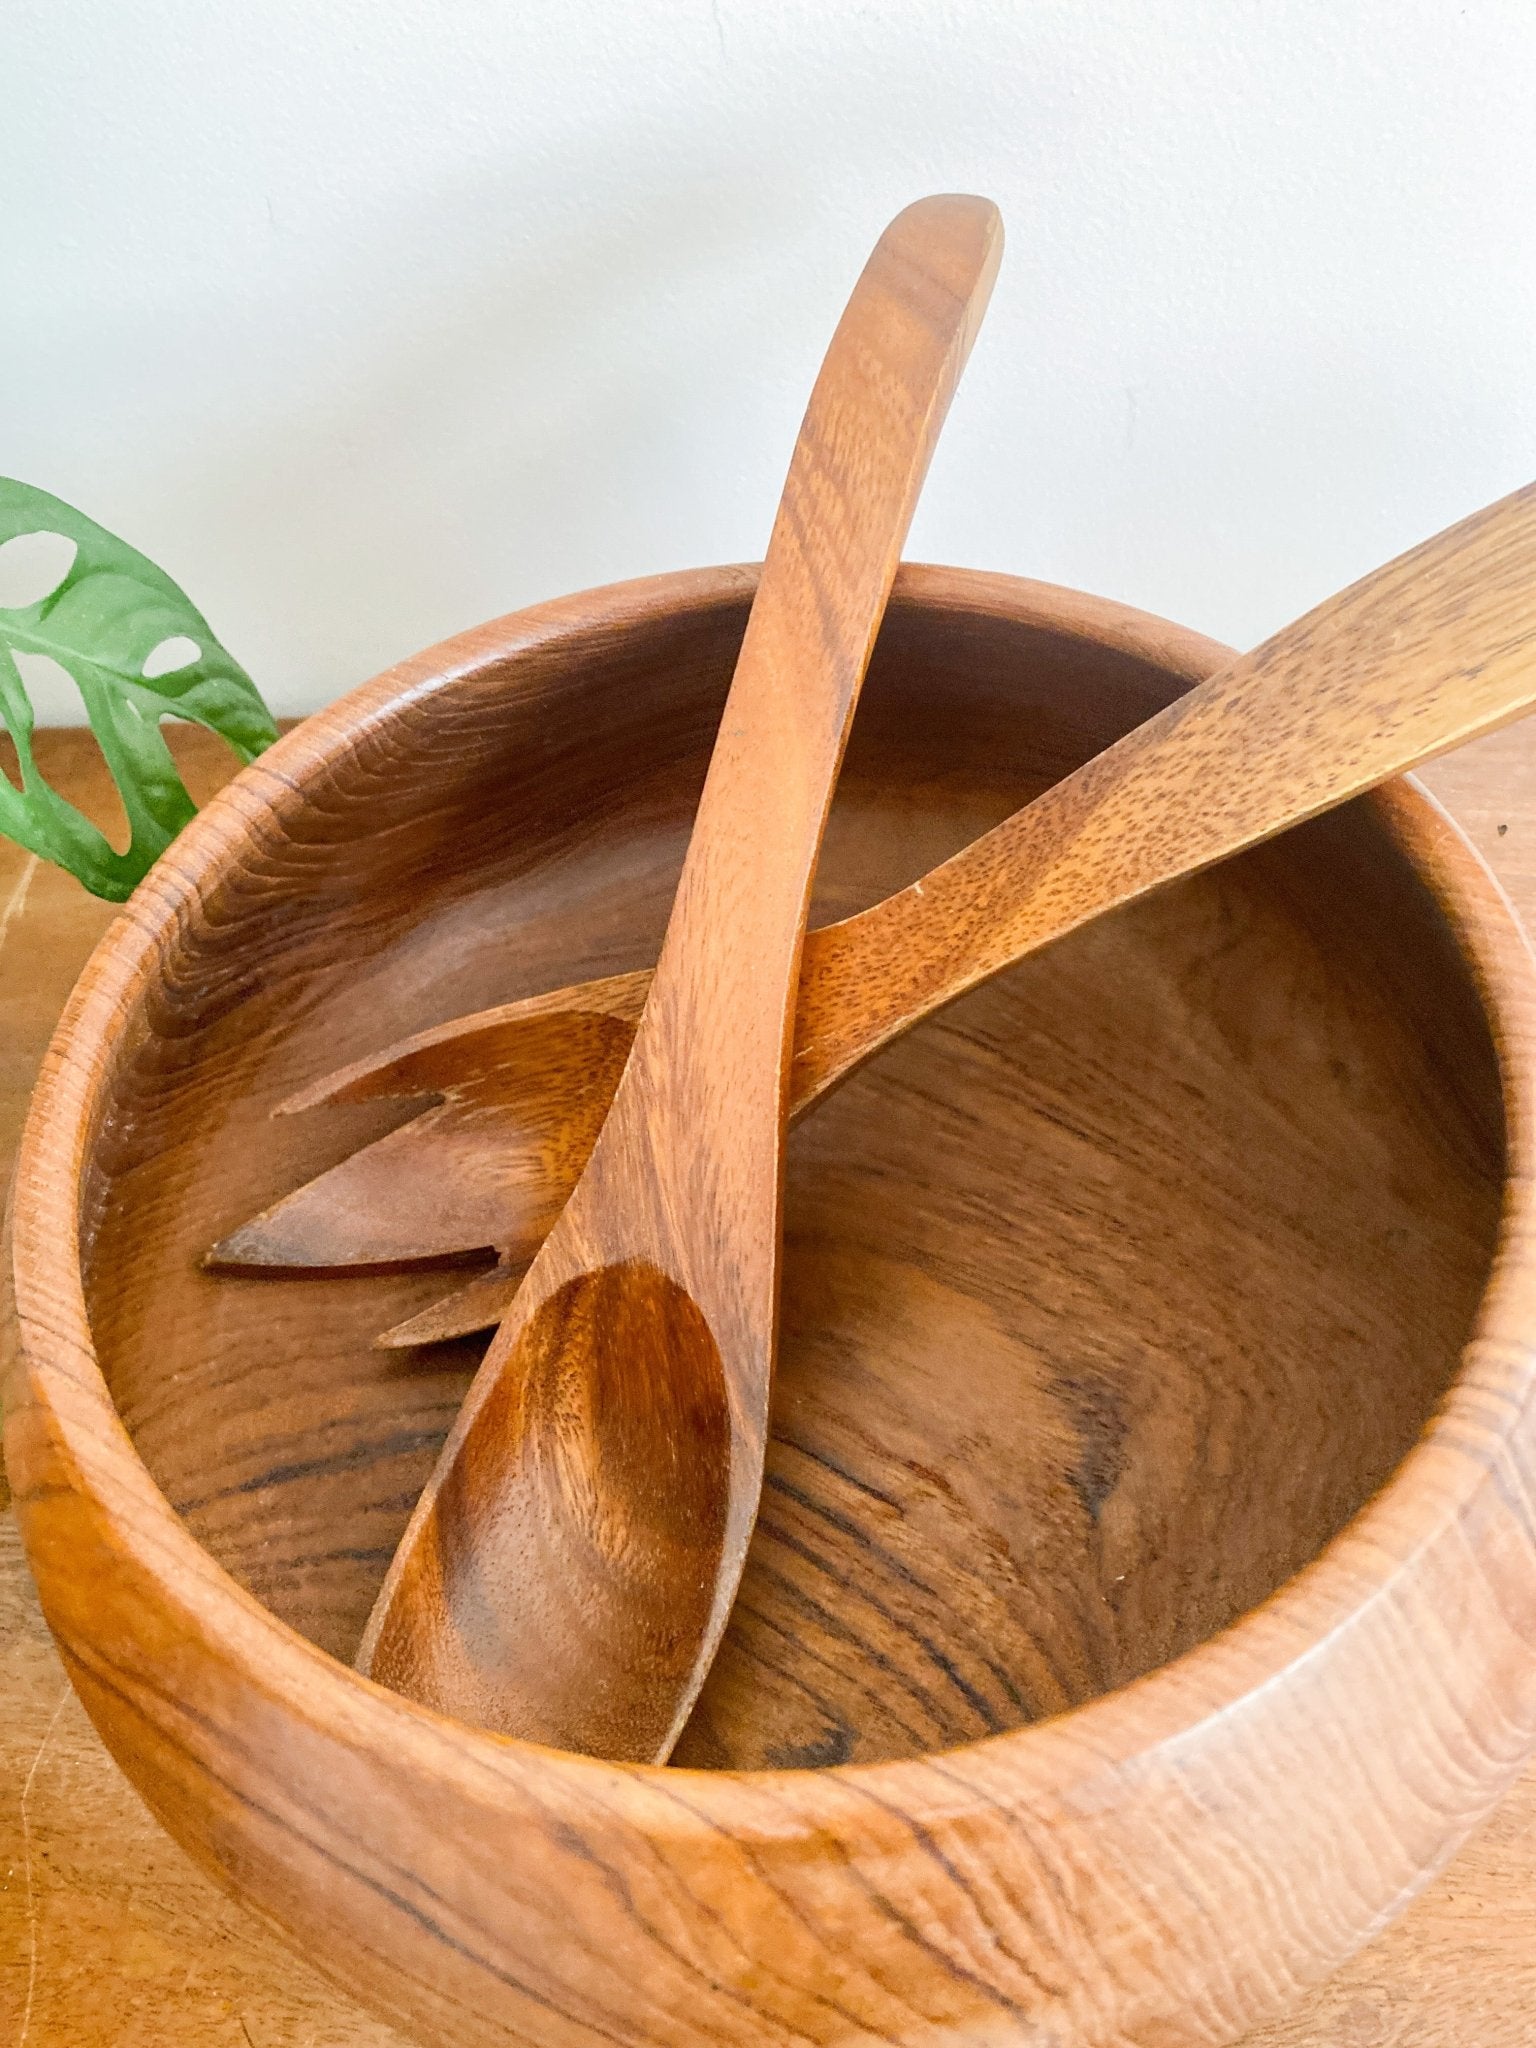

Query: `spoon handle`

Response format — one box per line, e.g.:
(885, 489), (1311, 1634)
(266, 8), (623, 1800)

(617, 194), (1002, 1250)
(794, 480), (1536, 1098)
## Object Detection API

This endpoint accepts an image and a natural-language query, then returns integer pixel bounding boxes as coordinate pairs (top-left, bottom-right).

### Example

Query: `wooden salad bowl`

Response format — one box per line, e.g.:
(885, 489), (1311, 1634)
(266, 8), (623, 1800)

(9, 563), (1536, 2048)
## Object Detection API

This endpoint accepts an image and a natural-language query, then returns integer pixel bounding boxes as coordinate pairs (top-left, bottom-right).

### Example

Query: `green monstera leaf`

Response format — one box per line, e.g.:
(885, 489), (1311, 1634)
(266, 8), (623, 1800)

(0, 478), (278, 900)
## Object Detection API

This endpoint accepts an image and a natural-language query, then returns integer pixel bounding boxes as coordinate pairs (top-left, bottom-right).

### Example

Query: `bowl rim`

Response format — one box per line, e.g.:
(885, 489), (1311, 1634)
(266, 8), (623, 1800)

(10, 558), (1536, 1817)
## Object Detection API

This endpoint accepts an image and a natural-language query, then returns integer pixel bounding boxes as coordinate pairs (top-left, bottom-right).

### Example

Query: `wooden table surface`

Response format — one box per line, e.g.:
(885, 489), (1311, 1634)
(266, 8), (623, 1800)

(3, 721), (1535, 2048)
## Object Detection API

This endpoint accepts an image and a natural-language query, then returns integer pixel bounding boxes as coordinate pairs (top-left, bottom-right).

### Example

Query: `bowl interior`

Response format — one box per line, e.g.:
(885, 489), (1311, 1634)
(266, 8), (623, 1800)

(79, 576), (1505, 1769)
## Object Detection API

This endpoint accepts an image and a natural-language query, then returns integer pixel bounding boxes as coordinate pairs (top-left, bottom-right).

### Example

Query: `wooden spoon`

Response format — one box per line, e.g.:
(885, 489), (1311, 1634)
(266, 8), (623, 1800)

(215, 480), (1536, 1365)
(350, 196), (1005, 1760)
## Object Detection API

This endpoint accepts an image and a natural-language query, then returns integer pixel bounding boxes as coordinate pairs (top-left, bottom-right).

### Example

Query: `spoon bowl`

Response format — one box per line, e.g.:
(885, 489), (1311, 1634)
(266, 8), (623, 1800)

(364, 1260), (730, 1755)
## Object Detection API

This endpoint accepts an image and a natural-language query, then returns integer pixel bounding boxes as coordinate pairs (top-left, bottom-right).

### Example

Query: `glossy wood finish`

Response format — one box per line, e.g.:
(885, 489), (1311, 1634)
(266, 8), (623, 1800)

(213, 486), (1536, 1365)
(9, 568), (1536, 2048)
(358, 196), (1003, 1758)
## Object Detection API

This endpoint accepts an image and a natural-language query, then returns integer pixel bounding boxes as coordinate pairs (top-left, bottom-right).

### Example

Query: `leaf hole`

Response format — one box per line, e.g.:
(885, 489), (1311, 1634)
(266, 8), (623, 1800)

(0, 530), (78, 610)
(142, 634), (201, 678)
(11, 649), (132, 852)
(13, 648), (87, 724)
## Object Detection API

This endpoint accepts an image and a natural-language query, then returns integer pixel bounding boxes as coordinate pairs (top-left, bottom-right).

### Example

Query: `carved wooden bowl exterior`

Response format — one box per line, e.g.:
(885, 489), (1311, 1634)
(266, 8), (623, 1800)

(10, 565), (1536, 2048)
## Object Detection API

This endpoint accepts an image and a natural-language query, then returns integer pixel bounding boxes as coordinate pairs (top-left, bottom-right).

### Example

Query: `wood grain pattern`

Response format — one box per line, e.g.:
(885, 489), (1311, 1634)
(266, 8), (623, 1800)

(210, 486), (1536, 1363)
(6, 718), (1536, 2048)
(356, 196), (1003, 1759)
(8, 569), (1536, 2048)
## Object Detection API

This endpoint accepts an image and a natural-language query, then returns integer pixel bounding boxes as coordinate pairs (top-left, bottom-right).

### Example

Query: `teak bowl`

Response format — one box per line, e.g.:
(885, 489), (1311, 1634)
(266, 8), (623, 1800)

(10, 565), (1536, 2048)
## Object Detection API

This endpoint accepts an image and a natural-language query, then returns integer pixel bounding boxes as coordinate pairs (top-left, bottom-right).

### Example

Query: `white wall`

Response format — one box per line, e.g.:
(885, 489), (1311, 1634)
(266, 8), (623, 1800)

(5, 0), (1535, 721)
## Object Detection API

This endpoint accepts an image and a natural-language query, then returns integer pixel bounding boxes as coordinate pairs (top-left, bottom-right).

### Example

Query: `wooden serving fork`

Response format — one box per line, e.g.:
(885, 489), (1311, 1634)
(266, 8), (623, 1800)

(218, 483), (1536, 1369)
